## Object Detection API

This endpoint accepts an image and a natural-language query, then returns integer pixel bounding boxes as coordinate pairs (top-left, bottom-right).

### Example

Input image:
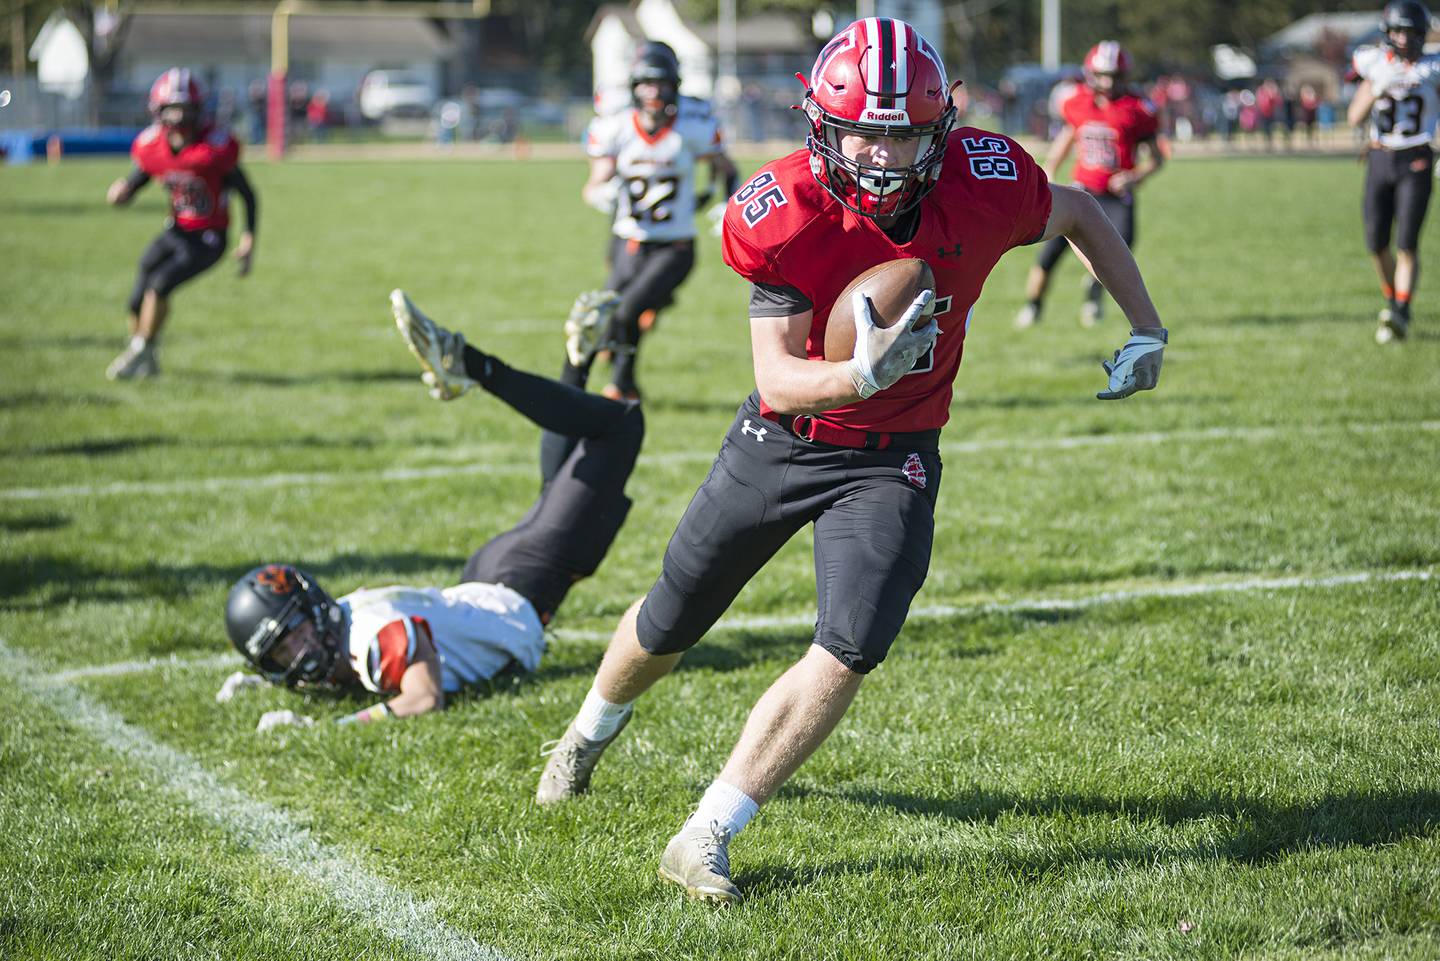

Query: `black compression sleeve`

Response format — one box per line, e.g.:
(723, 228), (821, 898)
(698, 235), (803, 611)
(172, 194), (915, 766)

(125, 167), (150, 192)
(224, 166), (258, 234)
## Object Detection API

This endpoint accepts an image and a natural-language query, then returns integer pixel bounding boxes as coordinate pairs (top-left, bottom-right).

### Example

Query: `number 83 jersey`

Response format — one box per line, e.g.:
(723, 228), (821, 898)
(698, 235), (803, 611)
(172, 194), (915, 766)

(1353, 45), (1440, 150)
(586, 101), (725, 243)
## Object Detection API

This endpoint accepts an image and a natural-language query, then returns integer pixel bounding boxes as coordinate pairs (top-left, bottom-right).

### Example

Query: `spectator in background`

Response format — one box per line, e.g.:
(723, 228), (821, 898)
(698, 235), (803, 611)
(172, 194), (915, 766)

(460, 85), (482, 142)
(307, 89), (331, 143)
(1298, 84), (1321, 145)
(288, 81), (309, 141)
(247, 79), (267, 145)
(1256, 79), (1282, 150)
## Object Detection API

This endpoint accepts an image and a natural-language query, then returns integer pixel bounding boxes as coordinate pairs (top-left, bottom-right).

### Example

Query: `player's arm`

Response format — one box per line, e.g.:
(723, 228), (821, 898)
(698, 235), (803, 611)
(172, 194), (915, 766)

(224, 166), (258, 277)
(751, 309), (860, 413)
(338, 626), (445, 723)
(1041, 125), (1075, 181)
(582, 155), (619, 213)
(107, 167), (150, 206)
(1348, 79), (1379, 129)
(1040, 183), (1166, 399)
(1111, 135), (1165, 194)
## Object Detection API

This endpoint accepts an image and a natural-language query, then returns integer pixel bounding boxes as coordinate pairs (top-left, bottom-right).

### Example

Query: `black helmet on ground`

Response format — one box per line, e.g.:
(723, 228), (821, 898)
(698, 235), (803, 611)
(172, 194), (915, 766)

(225, 564), (346, 686)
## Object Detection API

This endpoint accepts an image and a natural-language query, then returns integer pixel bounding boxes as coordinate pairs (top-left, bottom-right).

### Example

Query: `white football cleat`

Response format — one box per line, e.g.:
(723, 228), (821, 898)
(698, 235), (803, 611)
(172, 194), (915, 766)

(658, 820), (742, 905)
(390, 289), (474, 401)
(1013, 303), (1039, 329)
(1080, 299), (1103, 328)
(105, 341), (158, 381)
(564, 289), (620, 368)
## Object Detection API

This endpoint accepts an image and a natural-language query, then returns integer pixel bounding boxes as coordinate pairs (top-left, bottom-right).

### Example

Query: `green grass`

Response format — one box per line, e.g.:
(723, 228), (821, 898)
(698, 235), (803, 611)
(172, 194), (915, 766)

(1, 149), (1438, 960)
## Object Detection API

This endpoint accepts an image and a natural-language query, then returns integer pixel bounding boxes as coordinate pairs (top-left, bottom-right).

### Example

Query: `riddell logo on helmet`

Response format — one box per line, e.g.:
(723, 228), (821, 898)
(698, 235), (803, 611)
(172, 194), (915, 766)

(861, 109), (910, 123)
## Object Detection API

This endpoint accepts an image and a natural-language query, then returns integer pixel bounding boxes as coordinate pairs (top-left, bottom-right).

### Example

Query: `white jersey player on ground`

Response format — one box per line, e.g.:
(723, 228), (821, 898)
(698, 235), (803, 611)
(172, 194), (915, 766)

(219, 290), (647, 730)
(559, 40), (739, 402)
(1348, 0), (1440, 343)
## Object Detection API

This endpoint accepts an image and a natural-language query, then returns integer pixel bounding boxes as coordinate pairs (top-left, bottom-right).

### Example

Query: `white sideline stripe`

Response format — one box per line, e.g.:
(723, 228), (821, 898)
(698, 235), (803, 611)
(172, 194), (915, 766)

(48, 651), (242, 683)
(549, 568), (1436, 642)
(4, 419), (1438, 502)
(3, 639), (509, 961)
(37, 568), (1437, 680)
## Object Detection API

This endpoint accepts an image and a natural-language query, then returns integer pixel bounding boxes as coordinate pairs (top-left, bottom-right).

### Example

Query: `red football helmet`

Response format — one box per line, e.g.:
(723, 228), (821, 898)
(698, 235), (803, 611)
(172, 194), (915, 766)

(802, 17), (958, 219)
(1083, 41), (1132, 94)
(148, 67), (204, 125)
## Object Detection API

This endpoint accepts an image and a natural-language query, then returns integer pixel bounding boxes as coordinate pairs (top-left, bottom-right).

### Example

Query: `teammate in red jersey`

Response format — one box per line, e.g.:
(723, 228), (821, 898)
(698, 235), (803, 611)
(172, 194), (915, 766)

(105, 68), (258, 380)
(1015, 41), (1165, 329)
(534, 18), (1168, 903)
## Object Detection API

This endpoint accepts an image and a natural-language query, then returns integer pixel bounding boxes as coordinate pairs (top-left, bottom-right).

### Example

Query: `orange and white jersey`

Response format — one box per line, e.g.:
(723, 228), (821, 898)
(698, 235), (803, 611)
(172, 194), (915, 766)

(586, 98), (725, 242)
(341, 583), (545, 695)
(1353, 45), (1440, 149)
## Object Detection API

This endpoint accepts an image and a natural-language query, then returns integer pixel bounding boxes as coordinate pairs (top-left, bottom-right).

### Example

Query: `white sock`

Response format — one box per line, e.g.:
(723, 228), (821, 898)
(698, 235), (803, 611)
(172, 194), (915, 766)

(573, 685), (631, 742)
(684, 779), (759, 839)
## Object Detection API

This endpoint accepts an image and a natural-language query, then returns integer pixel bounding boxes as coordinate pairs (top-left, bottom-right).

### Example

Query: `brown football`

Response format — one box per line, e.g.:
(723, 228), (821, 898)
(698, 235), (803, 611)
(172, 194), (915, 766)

(823, 258), (936, 361)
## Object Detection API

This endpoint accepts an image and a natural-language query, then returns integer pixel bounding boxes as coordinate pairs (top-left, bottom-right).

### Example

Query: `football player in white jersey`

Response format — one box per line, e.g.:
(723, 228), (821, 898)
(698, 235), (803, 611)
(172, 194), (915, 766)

(560, 40), (738, 403)
(220, 291), (645, 729)
(1348, 0), (1440, 343)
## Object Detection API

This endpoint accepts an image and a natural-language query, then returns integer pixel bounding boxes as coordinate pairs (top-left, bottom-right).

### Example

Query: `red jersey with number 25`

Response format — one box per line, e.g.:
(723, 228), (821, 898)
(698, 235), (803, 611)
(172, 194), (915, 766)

(131, 123), (241, 232)
(722, 127), (1052, 433)
(1060, 90), (1159, 195)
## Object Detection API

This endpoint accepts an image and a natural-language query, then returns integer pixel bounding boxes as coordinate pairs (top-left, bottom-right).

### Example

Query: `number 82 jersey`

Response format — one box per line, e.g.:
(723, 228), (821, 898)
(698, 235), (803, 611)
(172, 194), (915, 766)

(1353, 45), (1440, 150)
(586, 100), (725, 243)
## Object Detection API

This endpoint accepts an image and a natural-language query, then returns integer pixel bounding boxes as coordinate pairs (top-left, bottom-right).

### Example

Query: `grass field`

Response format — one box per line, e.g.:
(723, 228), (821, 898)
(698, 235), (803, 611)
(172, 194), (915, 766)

(2, 147), (1438, 961)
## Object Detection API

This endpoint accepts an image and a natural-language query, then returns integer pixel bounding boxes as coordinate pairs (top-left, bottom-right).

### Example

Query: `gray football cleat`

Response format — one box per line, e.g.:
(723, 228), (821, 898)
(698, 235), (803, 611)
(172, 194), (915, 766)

(105, 341), (158, 381)
(1013, 303), (1039, 329)
(535, 710), (630, 805)
(658, 820), (742, 905)
(564, 289), (621, 368)
(390, 289), (474, 400)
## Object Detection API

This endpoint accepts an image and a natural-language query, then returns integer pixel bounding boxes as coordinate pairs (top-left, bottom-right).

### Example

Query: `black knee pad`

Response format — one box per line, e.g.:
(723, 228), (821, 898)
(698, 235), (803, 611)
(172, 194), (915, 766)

(634, 570), (708, 656)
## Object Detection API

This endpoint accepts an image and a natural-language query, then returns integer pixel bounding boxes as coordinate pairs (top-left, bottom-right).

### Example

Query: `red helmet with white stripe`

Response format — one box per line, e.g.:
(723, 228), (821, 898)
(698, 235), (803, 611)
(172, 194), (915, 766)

(1083, 41), (1132, 94)
(802, 17), (958, 219)
(148, 67), (204, 125)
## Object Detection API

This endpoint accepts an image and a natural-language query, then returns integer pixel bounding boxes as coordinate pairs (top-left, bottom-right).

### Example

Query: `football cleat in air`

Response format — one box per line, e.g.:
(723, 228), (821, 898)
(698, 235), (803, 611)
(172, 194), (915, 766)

(564, 289), (621, 368)
(658, 820), (742, 905)
(105, 341), (159, 380)
(390, 289), (474, 400)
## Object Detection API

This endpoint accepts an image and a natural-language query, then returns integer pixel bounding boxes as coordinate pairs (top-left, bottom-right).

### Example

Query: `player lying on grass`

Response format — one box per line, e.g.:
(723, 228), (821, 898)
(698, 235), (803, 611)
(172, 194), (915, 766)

(105, 68), (258, 381)
(219, 291), (644, 729)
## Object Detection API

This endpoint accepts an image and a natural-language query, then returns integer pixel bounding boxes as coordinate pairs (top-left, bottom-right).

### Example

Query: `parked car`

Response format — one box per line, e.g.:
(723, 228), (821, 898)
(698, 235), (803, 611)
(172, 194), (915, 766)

(358, 70), (434, 121)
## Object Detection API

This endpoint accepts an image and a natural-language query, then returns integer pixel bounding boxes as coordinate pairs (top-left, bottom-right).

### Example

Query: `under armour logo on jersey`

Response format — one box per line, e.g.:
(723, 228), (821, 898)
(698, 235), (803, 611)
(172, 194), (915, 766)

(901, 452), (927, 489)
(937, 243), (963, 258)
(741, 419), (768, 442)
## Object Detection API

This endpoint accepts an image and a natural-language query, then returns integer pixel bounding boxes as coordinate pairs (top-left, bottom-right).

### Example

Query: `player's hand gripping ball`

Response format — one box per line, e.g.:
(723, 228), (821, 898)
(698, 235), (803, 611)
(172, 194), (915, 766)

(823, 258), (936, 360)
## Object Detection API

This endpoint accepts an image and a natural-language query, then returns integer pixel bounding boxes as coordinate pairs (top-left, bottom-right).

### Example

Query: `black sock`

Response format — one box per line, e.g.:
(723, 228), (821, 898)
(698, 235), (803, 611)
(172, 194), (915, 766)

(463, 344), (629, 438)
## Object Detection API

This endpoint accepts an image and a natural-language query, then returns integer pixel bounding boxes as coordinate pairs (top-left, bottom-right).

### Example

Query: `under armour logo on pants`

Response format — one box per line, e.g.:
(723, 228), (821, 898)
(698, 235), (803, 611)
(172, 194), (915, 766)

(741, 419), (768, 442)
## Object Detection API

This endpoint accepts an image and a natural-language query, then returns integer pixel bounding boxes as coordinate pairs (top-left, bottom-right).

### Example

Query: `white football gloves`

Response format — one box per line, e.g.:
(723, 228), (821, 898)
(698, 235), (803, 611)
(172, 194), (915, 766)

(1097, 327), (1167, 400)
(215, 670), (264, 703)
(847, 289), (939, 399)
(583, 178), (620, 216)
(256, 709), (315, 732)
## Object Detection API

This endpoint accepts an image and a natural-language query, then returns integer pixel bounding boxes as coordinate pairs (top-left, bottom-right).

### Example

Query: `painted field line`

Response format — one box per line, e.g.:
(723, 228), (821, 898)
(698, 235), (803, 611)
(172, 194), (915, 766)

(550, 568), (1436, 643)
(47, 651), (242, 684)
(37, 568), (1437, 681)
(4, 639), (510, 961)
(5, 419), (1438, 502)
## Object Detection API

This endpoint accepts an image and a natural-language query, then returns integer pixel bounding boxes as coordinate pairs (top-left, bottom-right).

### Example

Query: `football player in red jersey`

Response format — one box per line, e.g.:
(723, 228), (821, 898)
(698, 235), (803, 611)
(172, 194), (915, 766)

(534, 18), (1168, 903)
(104, 68), (258, 380)
(1014, 42), (1165, 329)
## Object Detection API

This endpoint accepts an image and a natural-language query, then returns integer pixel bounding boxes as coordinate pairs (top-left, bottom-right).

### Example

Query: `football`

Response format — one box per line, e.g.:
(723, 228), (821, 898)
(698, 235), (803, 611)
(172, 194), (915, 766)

(823, 258), (936, 361)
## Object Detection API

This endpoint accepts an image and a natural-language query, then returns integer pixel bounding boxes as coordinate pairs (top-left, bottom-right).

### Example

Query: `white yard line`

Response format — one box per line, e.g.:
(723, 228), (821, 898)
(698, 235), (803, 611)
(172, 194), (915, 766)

(36, 569), (1438, 682)
(5, 419), (1438, 502)
(550, 568), (1436, 643)
(4, 639), (511, 961)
